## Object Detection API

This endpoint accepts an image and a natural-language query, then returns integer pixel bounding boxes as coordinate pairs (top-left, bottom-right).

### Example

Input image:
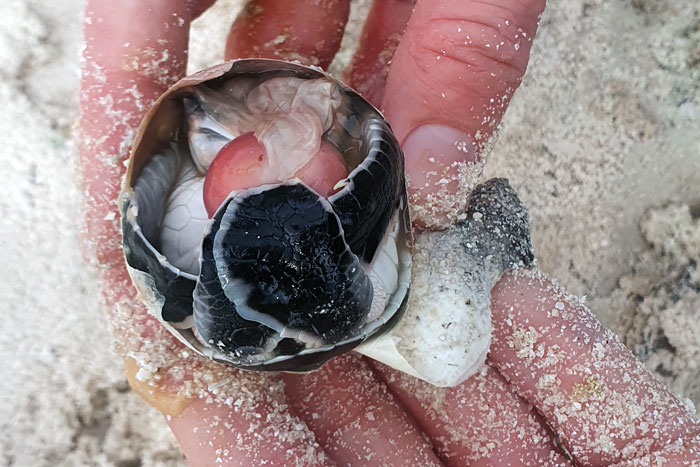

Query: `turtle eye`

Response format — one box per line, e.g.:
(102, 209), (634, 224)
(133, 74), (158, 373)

(120, 60), (412, 372)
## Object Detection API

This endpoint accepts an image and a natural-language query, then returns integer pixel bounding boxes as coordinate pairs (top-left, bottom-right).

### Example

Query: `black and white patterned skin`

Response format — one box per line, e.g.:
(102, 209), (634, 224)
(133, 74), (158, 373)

(330, 118), (404, 264)
(122, 153), (197, 325)
(193, 183), (375, 366)
(120, 60), (412, 372)
(123, 121), (408, 371)
(192, 198), (277, 359)
(124, 123), (408, 370)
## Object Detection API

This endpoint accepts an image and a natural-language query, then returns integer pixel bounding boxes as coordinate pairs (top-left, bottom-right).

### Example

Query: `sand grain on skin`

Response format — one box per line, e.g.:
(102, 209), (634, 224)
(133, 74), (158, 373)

(491, 268), (700, 465)
(3, 0), (699, 465)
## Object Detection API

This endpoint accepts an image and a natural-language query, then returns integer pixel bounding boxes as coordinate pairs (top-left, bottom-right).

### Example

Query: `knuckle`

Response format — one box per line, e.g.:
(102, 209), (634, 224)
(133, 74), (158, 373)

(409, 2), (538, 86)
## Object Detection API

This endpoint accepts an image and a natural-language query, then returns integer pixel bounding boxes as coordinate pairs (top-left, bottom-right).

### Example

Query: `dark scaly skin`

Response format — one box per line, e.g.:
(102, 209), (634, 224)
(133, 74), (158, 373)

(197, 184), (373, 358)
(193, 198), (275, 356)
(122, 62), (410, 371)
(331, 118), (405, 263)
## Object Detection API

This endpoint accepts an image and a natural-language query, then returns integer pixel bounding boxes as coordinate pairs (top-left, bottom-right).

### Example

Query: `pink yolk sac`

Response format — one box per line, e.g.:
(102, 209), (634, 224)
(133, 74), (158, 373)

(203, 133), (348, 217)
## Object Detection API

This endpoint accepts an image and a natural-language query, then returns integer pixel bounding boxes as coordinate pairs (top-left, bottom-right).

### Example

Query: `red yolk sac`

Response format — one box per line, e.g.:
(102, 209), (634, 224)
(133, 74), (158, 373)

(203, 133), (348, 217)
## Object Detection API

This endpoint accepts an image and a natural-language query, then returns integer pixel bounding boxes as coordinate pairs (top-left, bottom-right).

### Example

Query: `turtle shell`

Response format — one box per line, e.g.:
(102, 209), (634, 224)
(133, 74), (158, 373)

(119, 59), (412, 372)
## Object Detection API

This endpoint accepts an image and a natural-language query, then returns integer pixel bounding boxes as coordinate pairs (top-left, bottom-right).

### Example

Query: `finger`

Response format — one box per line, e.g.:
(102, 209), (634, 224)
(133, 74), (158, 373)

(609, 433), (700, 466)
(225, 0), (351, 69)
(81, 0), (189, 416)
(372, 362), (572, 465)
(81, 3), (332, 465)
(187, 0), (218, 19)
(168, 389), (330, 466)
(489, 269), (700, 466)
(80, 0), (192, 268)
(101, 246), (332, 466)
(381, 0), (546, 228)
(283, 354), (442, 466)
(343, 0), (416, 107)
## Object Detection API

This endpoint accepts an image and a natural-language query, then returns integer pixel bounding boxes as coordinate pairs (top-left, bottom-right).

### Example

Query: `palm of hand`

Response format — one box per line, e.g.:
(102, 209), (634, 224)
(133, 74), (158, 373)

(79, 1), (700, 465)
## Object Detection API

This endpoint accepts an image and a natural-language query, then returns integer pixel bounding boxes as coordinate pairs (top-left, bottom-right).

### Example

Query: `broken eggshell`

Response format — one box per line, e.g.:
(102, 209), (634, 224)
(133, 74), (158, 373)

(119, 59), (535, 387)
(358, 179), (535, 386)
(119, 59), (413, 373)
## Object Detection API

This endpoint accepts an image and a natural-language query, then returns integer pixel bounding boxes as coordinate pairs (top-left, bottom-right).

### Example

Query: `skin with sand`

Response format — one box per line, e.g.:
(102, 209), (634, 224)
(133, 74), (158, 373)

(80, 1), (700, 465)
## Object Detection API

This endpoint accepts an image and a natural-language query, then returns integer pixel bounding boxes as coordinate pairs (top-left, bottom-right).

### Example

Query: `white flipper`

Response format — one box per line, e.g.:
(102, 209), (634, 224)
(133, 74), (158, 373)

(160, 165), (209, 275)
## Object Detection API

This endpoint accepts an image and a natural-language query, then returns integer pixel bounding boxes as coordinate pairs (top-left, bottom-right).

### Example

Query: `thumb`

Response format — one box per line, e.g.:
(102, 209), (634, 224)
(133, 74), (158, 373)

(381, 0), (545, 228)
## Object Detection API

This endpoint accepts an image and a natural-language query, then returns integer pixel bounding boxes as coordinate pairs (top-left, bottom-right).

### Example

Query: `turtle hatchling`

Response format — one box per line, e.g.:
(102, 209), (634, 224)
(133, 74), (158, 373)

(120, 59), (413, 372)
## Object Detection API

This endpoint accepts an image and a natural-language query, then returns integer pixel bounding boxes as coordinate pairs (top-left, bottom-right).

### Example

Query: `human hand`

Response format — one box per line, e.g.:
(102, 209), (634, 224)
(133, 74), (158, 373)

(79, 1), (700, 465)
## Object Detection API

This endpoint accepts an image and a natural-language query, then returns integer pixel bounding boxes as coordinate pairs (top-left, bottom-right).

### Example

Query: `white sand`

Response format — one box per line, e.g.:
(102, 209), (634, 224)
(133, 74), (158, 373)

(1, 0), (698, 465)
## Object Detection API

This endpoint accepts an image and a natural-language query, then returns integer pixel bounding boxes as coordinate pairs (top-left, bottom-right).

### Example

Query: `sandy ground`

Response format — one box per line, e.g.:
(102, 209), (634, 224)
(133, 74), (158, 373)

(1, 0), (698, 465)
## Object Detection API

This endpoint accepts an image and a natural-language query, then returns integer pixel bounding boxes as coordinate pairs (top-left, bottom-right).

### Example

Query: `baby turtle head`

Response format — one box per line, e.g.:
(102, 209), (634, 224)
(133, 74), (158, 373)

(120, 60), (412, 371)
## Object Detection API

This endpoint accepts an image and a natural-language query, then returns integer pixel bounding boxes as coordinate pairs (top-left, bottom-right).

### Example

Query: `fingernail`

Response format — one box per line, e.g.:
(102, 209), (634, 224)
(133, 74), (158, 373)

(401, 124), (481, 229)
